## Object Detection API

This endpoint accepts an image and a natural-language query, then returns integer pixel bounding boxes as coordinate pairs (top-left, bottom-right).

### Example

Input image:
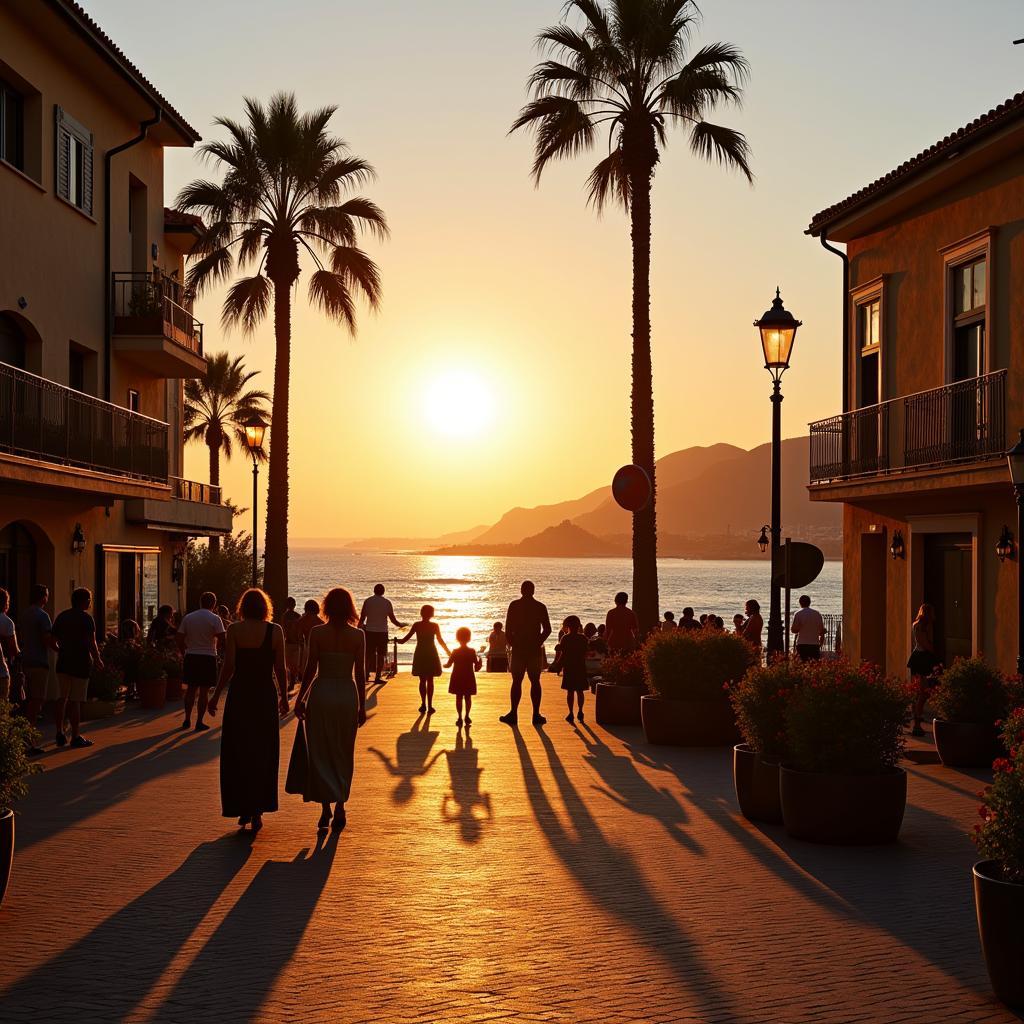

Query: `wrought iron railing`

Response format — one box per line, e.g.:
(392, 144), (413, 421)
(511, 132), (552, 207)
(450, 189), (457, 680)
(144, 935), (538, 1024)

(0, 361), (168, 481)
(111, 272), (204, 355)
(810, 369), (1006, 484)
(821, 613), (842, 655)
(172, 476), (221, 504)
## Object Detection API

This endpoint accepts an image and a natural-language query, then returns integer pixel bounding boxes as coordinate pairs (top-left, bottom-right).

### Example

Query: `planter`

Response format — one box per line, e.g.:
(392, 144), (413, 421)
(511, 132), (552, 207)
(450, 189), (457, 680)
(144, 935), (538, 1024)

(733, 744), (783, 823)
(80, 699), (126, 721)
(595, 683), (645, 726)
(640, 695), (741, 746)
(0, 809), (13, 907)
(137, 675), (167, 710)
(973, 860), (1024, 1008)
(165, 677), (184, 702)
(779, 765), (906, 844)
(933, 719), (1000, 769)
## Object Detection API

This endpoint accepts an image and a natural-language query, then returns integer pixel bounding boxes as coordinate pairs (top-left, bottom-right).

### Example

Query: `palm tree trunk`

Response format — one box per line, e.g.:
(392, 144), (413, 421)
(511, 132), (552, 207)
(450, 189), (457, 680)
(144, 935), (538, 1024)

(629, 171), (659, 634)
(208, 439), (221, 554)
(263, 279), (291, 606)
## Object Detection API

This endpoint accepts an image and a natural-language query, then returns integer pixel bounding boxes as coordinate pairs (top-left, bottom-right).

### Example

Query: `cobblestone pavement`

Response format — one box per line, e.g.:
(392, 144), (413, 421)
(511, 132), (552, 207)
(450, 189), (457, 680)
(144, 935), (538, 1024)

(0, 674), (1019, 1024)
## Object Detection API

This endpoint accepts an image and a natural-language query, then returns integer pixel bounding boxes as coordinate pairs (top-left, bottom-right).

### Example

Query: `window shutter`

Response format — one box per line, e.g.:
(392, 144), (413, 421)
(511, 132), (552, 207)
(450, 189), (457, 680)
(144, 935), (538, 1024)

(55, 106), (94, 214)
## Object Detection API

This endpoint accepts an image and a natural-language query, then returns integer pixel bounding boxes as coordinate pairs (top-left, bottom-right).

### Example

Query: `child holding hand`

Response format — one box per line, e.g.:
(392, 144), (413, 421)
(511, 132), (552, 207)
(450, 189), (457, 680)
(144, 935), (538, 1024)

(446, 627), (481, 728)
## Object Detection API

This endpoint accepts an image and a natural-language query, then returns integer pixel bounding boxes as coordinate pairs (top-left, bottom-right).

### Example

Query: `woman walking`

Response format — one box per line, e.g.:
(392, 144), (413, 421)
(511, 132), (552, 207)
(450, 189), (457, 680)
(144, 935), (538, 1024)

(292, 588), (366, 833)
(398, 605), (450, 715)
(208, 588), (289, 833)
(908, 603), (941, 737)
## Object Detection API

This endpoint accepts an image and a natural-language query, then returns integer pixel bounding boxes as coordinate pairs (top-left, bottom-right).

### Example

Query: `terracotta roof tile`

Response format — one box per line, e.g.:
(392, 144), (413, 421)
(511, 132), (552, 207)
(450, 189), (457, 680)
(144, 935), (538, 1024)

(164, 206), (204, 231)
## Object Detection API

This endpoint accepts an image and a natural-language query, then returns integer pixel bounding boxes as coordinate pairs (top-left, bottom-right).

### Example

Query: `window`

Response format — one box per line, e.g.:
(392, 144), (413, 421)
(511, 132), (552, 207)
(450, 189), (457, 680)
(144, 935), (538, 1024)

(952, 257), (986, 382)
(69, 348), (85, 393)
(99, 548), (160, 638)
(859, 299), (880, 352)
(55, 106), (93, 215)
(127, 389), (140, 413)
(0, 78), (24, 170)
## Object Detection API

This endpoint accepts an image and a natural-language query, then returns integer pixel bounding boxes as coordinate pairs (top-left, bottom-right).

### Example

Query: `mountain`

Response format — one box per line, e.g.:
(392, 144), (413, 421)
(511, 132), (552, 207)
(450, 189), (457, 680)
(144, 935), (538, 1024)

(431, 520), (619, 558)
(343, 524), (489, 552)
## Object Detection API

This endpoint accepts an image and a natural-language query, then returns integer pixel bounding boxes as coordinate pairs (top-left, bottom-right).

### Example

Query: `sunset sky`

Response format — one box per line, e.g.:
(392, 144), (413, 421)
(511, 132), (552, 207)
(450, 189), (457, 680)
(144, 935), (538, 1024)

(91, 0), (1024, 540)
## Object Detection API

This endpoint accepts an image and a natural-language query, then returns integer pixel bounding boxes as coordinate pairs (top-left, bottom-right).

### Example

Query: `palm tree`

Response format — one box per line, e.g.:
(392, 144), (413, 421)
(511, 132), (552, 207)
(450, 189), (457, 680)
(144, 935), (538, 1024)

(512, 1), (752, 632)
(184, 351), (270, 553)
(177, 93), (387, 603)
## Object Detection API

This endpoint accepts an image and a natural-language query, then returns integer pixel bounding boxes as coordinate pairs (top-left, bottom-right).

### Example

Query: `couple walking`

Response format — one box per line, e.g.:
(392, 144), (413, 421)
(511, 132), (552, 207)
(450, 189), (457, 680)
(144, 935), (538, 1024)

(208, 587), (365, 834)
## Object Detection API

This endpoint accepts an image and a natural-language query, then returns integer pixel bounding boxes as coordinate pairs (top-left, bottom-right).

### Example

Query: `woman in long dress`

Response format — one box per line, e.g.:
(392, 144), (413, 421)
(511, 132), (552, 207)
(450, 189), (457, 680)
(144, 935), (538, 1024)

(908, 603), (941, 737)
(293, 588), (366, 832)
(208, 588), (290, 833)
(398, 605), (450, 715)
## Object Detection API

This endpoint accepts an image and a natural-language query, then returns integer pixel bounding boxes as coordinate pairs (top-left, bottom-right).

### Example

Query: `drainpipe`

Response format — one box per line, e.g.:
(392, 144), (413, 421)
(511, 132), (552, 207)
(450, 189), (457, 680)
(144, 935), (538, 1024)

(820, 229), (850, 413)
(103, 108), (161, 401)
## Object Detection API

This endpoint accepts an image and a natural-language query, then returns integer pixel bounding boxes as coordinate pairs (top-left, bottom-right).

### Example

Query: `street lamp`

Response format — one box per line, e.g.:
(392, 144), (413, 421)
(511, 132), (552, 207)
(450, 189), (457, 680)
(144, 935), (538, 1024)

(755, 288), (802, 657)
(242, 413), (268, 589)
(1006, 428), (1024, 673)
(757, 525), (770, 554)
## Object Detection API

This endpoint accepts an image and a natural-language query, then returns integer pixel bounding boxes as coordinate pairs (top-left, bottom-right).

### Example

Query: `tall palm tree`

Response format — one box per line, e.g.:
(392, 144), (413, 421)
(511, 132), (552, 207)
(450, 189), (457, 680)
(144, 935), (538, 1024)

(512, 0), (752, 632)
(177, 93), (387, 603)
(184, 351), (270, 553)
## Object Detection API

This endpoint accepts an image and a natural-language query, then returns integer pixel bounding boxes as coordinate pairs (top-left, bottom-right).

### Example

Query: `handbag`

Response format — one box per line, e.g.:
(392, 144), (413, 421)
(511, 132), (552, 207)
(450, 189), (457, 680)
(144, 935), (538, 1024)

(284, 719), (309, 796)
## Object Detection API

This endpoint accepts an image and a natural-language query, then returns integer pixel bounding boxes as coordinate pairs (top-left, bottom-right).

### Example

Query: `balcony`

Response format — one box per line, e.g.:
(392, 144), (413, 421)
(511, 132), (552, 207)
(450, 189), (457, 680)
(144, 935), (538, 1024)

(111, 272), (206, 378)
(125, 476), (233, 536)
(810, 369), (1007, 490)
(0, 361), (170, 499)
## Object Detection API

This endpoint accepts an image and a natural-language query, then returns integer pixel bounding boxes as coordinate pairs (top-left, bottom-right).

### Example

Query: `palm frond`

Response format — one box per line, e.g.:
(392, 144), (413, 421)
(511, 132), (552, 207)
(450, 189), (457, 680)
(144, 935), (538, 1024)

(307, 268), (357, 332)
(688, 120), (753, 182)
(586, 147), (630, 212)
(186, 246), (234, 294)
(329, 246), (383, 309)
(511, 96), (596, 183)
(222, 274), (273, 334)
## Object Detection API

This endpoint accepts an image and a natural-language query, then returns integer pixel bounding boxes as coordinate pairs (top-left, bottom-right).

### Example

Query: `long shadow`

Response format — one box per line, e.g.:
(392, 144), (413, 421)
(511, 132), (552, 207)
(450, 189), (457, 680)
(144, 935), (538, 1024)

(367, 714), (442, 805)
(0, 834), (251, 1018)
(512, 728), (736, 1019)
(149, 831), (340, 1023)
(441, 729), (492, 844)
(576, 722), (703, 853)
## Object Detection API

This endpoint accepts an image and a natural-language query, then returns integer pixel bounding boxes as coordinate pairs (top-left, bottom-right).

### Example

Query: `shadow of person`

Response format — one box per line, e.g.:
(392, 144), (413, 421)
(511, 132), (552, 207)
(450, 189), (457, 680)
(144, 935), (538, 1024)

(575, 722), (703, 854)
(0, 834), (251, 1019)
(149, 831), (340, 1023)
(367, 714), (442, 804)
(441, 730), (492, 844)
(512, 728), (735, 1018)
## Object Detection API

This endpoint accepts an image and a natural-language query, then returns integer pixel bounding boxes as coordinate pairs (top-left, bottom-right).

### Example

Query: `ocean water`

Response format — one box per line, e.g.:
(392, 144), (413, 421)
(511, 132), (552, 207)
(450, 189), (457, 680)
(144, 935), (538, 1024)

(287, 551), (842, 665)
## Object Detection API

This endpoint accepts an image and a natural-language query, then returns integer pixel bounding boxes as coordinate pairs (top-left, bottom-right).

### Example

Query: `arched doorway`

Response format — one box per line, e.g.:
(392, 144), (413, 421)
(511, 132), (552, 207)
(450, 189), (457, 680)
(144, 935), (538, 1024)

(0, 520), (55, 617)
(0, 311), (42, 375)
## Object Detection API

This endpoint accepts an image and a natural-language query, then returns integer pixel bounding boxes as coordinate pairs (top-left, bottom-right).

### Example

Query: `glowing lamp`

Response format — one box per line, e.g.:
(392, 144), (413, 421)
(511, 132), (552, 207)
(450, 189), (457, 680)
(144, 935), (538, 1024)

(997, 525), (1016, 563)
(243, 413), (268, 454)
(755, 288), (802, 382)
(890, 529), (905, 561)
(757, 526), (769, 554)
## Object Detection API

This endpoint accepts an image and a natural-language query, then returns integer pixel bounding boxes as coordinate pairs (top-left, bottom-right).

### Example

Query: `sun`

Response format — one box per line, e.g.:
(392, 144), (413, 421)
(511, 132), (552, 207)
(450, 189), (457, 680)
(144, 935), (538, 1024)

(423, 368), (496, 439)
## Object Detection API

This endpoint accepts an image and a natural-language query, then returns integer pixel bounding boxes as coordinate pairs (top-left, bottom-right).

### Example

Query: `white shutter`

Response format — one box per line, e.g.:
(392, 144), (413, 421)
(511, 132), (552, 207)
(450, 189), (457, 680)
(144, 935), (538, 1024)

(55, 106), (94, 214)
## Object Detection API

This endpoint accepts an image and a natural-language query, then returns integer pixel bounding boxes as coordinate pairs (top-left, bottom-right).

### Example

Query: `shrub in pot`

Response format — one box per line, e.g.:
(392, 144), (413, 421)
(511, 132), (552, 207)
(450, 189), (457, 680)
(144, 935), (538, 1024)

(595, 650), (647, 726)
(729, 660), (803, 823)
(104, 638), (143, 699)
(972, 708), (1024, 1008)
(931, 657), (1020, 769)
(136, 648), (167, 710)
(83, 664), (126, 720)
(641, 630), (758, 746)
(780, 661), (912, 844)
(0, 701), (42, 905)
(162, 648), (184, 702)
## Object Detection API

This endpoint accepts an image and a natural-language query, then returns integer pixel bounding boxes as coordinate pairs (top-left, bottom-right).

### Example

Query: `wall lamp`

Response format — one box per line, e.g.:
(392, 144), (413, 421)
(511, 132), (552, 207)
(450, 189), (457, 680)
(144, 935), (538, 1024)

(71, 523), (86, 556)
(997, 525), (1016, 563)
(890, 529), (905, 560)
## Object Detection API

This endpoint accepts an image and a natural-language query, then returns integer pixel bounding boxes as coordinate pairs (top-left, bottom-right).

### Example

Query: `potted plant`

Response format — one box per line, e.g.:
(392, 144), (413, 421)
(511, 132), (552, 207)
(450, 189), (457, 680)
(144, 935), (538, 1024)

(0, 701), (42, 906)
(595, 650), (647, 726)
(162, 648), (184, 702)
(779, 660), (912, 844)
(640, 630), (758, 746)
(136, 648), (168, 710)
(931, 657), (1019, 768)
(729, 659), (803, 823)
(972, 708), (1024, 1008)
(82, 664), (126, 720)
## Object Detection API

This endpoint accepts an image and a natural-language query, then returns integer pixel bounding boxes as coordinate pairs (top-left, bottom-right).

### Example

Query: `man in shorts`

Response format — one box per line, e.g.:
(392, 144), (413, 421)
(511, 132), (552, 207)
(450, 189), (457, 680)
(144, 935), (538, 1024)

(791, 594), (826, 661)
(52, 587), (103, 748)
(176, 592), (226, 731)
(359, 585), (405, 684)
(0, 587), (19, 702)
(500, 580), (551, 727)
(281, 597), (303, 690)
(19, 584), (58, 755)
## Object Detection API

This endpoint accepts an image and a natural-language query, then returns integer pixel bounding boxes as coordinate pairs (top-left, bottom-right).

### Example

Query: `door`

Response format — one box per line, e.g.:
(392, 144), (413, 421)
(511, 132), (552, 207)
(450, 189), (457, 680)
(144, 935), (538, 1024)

(923, 533), (973, 664)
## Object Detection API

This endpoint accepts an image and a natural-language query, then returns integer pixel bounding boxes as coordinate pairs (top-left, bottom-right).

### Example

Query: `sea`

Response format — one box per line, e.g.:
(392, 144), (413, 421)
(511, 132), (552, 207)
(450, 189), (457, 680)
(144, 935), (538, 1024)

(288, 551), (842, 666)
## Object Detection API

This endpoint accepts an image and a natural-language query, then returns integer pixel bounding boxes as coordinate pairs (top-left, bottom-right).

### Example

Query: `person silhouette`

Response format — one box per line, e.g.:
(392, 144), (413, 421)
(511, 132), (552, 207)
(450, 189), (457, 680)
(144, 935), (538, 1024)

(500, 580), (551, 727)
(398, 605), (450, 715)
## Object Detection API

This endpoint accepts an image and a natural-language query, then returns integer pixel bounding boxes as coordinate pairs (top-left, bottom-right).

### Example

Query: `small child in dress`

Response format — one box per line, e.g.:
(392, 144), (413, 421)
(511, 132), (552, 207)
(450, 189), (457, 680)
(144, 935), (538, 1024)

(552, 615), (589, 723)
(446, 627), (481, 728)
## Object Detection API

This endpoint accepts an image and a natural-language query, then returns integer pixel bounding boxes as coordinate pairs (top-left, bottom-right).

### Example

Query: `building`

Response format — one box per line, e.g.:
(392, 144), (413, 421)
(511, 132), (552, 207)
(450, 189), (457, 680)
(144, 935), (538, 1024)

(806, 90), (1024, 675)
(0, 0), (230, 633)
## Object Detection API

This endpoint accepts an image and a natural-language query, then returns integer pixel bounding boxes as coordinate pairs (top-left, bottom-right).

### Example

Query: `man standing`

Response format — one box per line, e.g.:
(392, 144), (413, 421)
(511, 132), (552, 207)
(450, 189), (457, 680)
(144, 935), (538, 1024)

(359, 584), (405, 684)
(177, 592), (226, 731)
(679, 607), (700, 631)
(281, 597), (303, 690)
(0, 587), (19, 702)
(791, 594), (826, 661)
(20, 584), (58, 754)
(52, 588), (103, 749)
(605, 592), (640, 652)
(500, 580), (552, 727)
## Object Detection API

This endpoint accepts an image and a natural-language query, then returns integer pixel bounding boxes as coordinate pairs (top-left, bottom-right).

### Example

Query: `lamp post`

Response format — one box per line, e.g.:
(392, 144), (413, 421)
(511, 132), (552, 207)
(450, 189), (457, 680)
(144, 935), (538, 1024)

(1005, 428), (1024, 673)
(242, 413), (268, 589)
(755, 288), (802, 657)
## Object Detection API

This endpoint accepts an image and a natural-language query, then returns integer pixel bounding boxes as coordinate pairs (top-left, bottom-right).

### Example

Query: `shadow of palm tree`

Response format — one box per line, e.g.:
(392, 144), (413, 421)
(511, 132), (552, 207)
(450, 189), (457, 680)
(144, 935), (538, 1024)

(0, 834), (251, 1018)
(367, 714), (442, 804)
(441, 730), (492, 844)
(512, 727), (735, 1018)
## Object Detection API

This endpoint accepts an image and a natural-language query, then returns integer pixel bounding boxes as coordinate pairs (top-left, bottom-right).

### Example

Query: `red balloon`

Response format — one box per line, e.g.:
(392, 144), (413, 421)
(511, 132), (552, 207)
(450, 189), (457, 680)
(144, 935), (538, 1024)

(612, 465), (652, 512)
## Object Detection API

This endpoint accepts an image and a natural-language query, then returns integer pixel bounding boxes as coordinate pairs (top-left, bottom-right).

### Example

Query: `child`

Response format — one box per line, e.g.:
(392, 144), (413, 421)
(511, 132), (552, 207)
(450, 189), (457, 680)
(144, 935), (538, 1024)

(398, 605), (450, 715)
(552, 615), (589, 723)
(446, 627), (481, 727)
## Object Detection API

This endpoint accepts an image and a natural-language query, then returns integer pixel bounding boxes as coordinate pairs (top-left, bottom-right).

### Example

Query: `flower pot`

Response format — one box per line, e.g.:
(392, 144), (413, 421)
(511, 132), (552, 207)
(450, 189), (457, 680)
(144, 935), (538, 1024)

(80, 699), (126, 721)
(933, 719), (1000, 769)
(779, 765), (906, 844)
(973, 859), (1024, 1008)
(595, 683), (645, 726)
(0, 809), (13, 906)
(137, 675), (167, 710)
(640, 695), (741, 747)
(733, 744), (783, 823)
(165, 677), (184, 702)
